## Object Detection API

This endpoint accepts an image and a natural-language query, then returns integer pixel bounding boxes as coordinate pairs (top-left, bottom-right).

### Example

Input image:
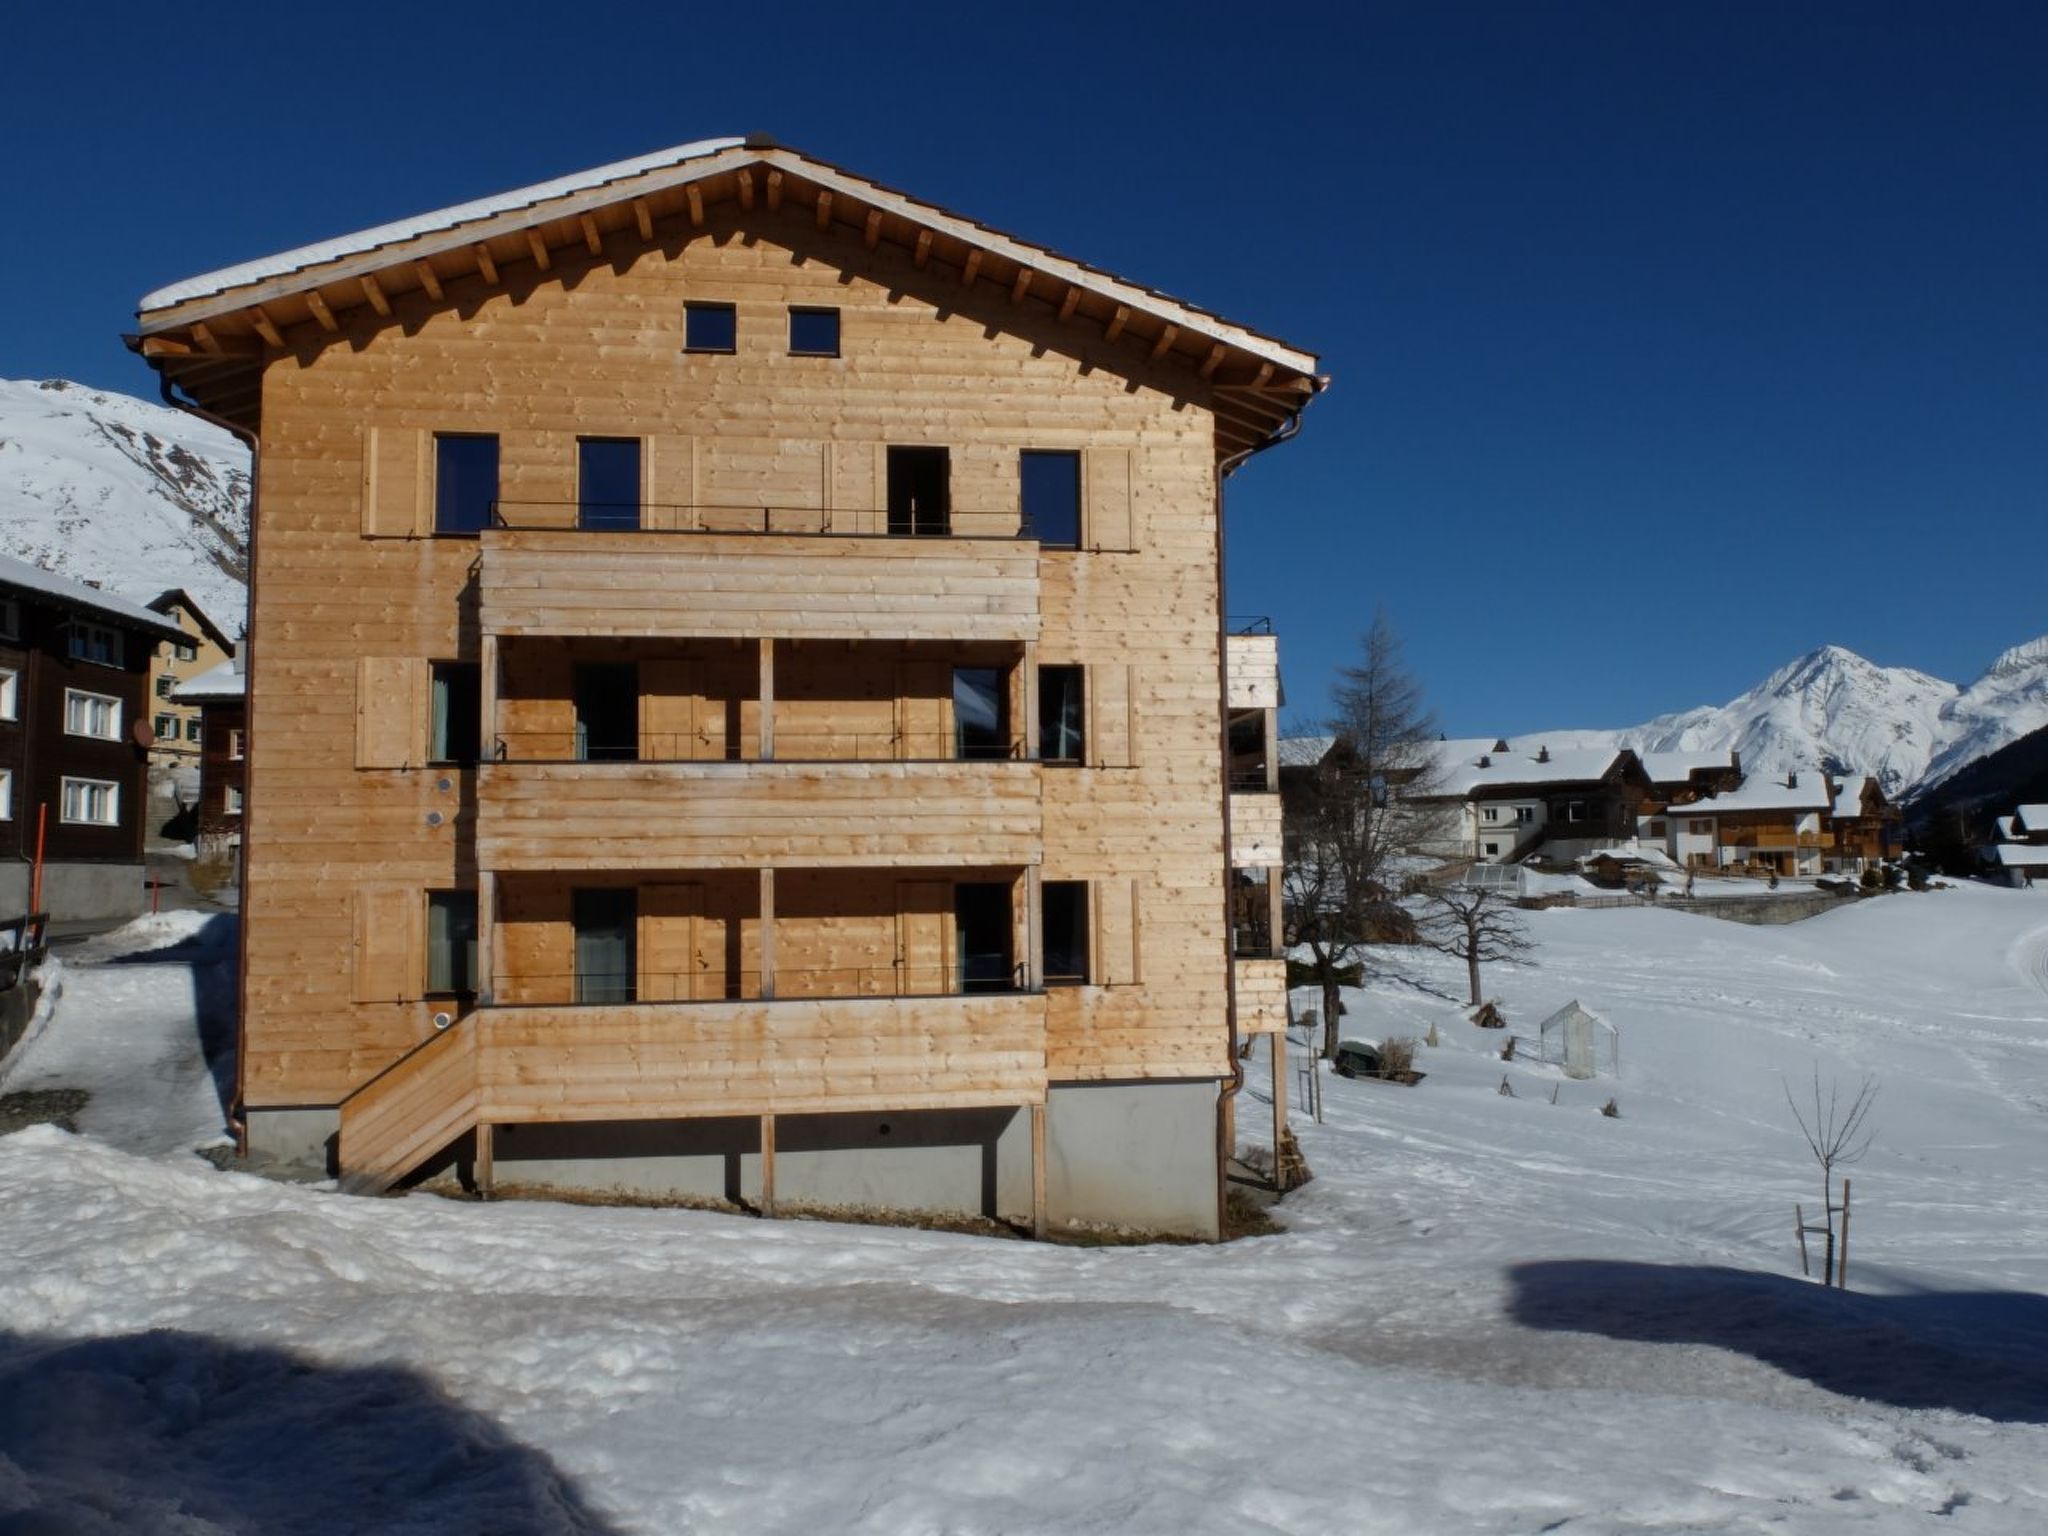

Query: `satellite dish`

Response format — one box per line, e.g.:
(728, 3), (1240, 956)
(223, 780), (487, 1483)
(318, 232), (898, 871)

(131, 718), (157, 749)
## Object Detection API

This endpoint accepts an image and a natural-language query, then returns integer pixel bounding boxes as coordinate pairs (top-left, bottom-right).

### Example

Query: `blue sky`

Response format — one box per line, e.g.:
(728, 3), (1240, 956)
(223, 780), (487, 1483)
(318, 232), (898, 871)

(7, 2), (2044, 733)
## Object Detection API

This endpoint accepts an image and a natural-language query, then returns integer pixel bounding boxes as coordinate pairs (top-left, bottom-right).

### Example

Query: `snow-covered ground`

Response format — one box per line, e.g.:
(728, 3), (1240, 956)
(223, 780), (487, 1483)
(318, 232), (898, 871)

(3, 892), (2046, 1532)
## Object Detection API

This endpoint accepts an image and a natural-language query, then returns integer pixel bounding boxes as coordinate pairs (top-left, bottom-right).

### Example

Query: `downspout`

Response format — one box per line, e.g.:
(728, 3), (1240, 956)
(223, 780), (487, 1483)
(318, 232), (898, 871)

(158, 375), (258, 1156)
(1212, 408), (1304, 1236)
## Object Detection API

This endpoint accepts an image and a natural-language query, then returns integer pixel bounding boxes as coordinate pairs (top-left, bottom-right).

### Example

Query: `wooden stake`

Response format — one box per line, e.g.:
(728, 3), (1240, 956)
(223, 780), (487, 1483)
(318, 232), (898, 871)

(759, 1113), (776, 1215)
(1271, 1031), (1288, 1166)
(1795, 1203), (1811, 1277)
(759, 867), (776, 1000)
(1030, 1103), (1047, 1238)
(1837, 1178), (1851, 1289)
(473, 1121), (494, 1196)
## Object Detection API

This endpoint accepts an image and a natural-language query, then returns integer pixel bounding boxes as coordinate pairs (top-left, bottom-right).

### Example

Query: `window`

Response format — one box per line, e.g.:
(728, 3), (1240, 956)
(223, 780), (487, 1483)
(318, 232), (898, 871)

(156, 676), (175, 699)
(1565, 801), (1586, 823)
(954, 882), (1014, 994)
(68, 622), (123, 667)
(60, 777), (119, 827)
(186, 717), (201, 742)
(426, 890), (479, 995)
(1516, 806), (1535, 825)
(154, 713), (178, 740)
(64, 688), (120, 741)
(174, 642), (198, 662)
(886, 446), (950, 537)
(1044, 881), (1089, 985)
(1689, 819), (1713, 836)
(0, 670), (15, 721)
(577, 438), (642, 531)
(788, 306), (840, 357)
(0, 600), (17, 639)
(953, 667), (1009, 759)
(429, 662), (482, 765)
(434, 434), (500, 535)
(1482, 807), (1501, 823)
(1019, 450), (1081, 548)
(1648, 820), (1667, 838)
(0, 768), (11, 819)
(1483, 842), (1500, 856)
(1038, 665), (1084, 762)
(684, 301), (737, 353)
(224, 786), (244, 814)
(228, 728), (245, 760)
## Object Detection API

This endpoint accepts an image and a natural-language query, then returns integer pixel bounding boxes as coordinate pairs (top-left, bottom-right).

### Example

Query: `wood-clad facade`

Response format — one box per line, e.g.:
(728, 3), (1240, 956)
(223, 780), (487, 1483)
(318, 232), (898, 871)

(134, 138), (1321, 1237)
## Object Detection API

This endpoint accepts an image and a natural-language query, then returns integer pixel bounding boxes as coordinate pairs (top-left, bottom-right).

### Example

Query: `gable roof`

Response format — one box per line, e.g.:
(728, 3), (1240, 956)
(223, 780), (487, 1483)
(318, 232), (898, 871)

(1427, 739), (1638, 798)
(149, 589), (239, 652)
(172, 658), (245, 703)
(131, 137), (1324, 457)
(0, 555), (187, 642)
(1676, 777), (1832, 815)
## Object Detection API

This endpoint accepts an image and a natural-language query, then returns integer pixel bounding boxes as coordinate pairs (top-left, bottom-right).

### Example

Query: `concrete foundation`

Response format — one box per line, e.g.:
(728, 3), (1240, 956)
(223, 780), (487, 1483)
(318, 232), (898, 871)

(0, 862), (146, 924)
(244, 1106), (340, 1178)
(1045, 1079), (1221, 1240)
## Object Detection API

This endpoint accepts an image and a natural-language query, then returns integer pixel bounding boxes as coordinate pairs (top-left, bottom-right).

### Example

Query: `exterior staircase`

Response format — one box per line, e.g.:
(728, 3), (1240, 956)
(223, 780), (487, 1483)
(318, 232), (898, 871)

(336, 1021), (482, 1195)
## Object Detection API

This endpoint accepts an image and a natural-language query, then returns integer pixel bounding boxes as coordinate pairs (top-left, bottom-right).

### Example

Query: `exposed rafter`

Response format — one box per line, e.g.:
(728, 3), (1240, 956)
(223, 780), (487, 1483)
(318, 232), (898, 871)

(579, 214), (603, 254)
(525, 230), (551, 271)
(360, 274), (391, 316)
(304, 291), (339, 333)
(413, 260), (443, 301)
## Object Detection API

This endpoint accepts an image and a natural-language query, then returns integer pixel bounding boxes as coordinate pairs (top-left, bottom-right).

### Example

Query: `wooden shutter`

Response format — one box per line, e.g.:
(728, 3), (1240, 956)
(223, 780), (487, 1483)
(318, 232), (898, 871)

(356, 657), (427, 769)
(638, 882), (703, 1002)
(1084, 447), (1133, 552)
(646, 435), (694, 530)
(362, 427), (427, 538)
(354, 884), (424, 1002)
(1090, 664), (1134, 768)
(896, 880), (949, 995)
(641, 659), (701, 760)
(1093, 877), (1141, 988)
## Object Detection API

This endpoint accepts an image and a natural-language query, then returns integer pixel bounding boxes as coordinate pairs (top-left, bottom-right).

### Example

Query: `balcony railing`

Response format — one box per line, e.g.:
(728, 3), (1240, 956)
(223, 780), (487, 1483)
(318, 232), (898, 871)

(492, 501), (1032, 540)
(491, 961), (1032, 1008)
(490, 728), (1028, 764)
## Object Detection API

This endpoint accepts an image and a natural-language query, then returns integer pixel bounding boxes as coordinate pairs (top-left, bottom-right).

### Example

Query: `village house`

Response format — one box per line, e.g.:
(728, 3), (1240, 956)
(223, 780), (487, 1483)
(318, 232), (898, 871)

(1827, 774), (1902, 874)
(144, 589), (237, 838)
(0, 555), (187, 920)
(1422, 739), (1655, 865)
(171, 655), (246, 857)
(1990, 803), (2048, 886)
(130, 135), (1323, 1238)
(1663, 770), (1832, 876)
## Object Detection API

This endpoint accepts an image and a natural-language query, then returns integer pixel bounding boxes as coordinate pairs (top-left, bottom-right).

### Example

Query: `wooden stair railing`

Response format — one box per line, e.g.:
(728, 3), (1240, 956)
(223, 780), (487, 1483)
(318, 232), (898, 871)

(336, 1019), (482, 1195)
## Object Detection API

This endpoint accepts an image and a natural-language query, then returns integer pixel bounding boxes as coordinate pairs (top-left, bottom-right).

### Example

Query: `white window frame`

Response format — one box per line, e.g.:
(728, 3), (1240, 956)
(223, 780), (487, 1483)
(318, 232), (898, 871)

(174, 641), (199, 662)
(60, 776), (120, 827)
(64, 687), (122, 741)
(185, 716), (202, 743)
(228, 728), (245, 760)
(68, 621), (124, 668)
(154, 713), (179, 740)
(224, 785), (244, 814)
(0, 768), (12, 820)
(0, 669), (15, 722)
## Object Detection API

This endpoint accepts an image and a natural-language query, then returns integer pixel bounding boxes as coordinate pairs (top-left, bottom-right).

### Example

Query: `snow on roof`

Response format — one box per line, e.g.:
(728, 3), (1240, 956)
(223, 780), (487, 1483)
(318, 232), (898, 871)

(1997, 815), (2020, 840)
(1581, 845), (1679, 869)
(1677, 777), (1832, 815)
(2016, 805), (2048, 835)
(172, 659), (244, 702)
(1279, 735), (1337, 769)
(1831, 776), (1875, 819)
(1640, 750), (1737, 784)
(1430, 738), (1625, 797)
(0, 553), (186, 638)
(1992, 843), (2048, 868)
(140, 137), (746, 310)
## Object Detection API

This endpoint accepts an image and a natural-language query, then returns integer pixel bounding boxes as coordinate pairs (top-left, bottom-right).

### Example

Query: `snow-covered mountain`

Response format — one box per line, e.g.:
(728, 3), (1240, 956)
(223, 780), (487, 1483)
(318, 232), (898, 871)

(1594, 639), (2048, 799)
(0, 378), (250, 633)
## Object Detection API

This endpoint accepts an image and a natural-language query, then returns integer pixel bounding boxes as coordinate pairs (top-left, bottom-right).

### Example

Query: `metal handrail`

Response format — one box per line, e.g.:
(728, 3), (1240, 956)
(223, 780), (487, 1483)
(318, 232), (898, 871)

(489, 729), (1029, 763)
(1226, 615), (1274, 635)
(489, 500), (1036, 541)
(488, 961), (1033, 1008)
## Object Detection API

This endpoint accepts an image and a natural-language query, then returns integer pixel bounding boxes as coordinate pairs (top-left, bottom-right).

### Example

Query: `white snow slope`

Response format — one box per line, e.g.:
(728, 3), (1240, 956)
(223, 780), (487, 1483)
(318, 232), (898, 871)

(0, 378), (250, 630)
(1511, 639), (2048, 800)
(3, 892), (2047, 1532)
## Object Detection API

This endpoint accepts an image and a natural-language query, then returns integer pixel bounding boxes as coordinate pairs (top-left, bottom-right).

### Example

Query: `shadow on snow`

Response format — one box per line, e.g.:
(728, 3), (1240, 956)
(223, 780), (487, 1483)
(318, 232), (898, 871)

(0, 1326), (623, 1534)
(99, 913), (238, 1125)
(1508, 1260), (2048, 1423)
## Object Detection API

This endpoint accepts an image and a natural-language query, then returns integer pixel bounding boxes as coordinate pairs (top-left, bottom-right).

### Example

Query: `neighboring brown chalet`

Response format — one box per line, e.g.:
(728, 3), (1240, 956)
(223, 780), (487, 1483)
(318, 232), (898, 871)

(172, 657), (246, 855)
(131, 135), (1322, 1237)
(0, 555), (187, 920)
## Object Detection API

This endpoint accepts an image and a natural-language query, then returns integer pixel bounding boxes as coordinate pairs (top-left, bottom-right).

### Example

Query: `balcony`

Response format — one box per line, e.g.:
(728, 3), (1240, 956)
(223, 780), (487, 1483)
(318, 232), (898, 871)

(478, 523), (1041, 644)
(1230, 787), (1283, 866)
(475, 990), (1050, 1120)
(1235, 957), (1289, 1035)
(1225, 620), (1280, 711)
(477, 759), (1042, 871)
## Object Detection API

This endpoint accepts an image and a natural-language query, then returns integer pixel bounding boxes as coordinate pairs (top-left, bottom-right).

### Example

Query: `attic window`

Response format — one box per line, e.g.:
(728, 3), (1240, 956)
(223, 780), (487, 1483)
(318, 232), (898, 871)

(684, 302), (737, 354)
(788, 307), (840, 357)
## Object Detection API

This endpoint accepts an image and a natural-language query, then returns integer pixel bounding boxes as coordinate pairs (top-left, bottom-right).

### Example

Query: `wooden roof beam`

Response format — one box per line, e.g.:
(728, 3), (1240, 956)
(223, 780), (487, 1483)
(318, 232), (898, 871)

(1057, 286), (1080, 322)
(525, 230), (552, 271)
(738, 168), (756, 209)
(250, 307), (285, 348)
(1149, 323), (1180, 362)
(1010, 269), (1031, 305)
(765, 169), (783, 211)
(1104, 305), (1129, 343)
(359, 273), (392, 316)
(814, 190), (833, 231)
(913, 229), (932, 268)
(632, 198), (654, 241)
(304, 291), (339, 333)
(960, 249), (983, 287)
(413, 260), (443, 301)
(1198, 343), (1226, 380)
(190, 322), (224, 356)
(687, 185), (705, 227)
(579, 213), (603, 254)
(474, 243), (500, 285)
(864, 209), (882, 250)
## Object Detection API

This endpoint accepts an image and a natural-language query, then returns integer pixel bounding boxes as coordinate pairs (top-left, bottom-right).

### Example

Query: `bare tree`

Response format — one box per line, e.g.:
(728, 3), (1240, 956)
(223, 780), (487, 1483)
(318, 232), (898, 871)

(1283, 612), (1443, 1056)
(1417, 884), (1534, 1006)
(1784, 1069), (1877, 1284)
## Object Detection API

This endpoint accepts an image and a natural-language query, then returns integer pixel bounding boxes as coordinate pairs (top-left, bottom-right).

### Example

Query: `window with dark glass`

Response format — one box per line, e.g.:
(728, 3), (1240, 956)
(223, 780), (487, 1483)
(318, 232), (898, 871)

(430, 662), (482, 765)
(1020, 450), (1080, 547)
(574, 887), (637, 1004)
(1038, 665), (1084, 762)
(684, 301), (737, 353)
(434, 434), (499, 534)
(789, 306), (840, 357)
(953, 667), (1008, 759)
(886, 446), (950, 536)
(574, 663), (639, 762)
(1043, 881), (1089, 986)
(954, 882), (1014, 994)
(426, 890), (478, 995)
(578, 438), (642, 530)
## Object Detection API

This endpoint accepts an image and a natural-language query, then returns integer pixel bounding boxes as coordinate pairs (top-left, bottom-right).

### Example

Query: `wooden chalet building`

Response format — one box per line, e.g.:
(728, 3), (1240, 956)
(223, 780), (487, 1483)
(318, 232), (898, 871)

(1424, 739), (1655, 865)
(0, 555), (187, 920)
(131, 136), (1323, 1237)
(1990, 804), (2048, 886)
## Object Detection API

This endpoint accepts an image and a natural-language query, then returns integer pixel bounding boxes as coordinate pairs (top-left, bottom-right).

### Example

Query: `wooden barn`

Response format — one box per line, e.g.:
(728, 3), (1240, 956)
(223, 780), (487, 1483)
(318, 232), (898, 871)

(129, 136), (1321, 1238)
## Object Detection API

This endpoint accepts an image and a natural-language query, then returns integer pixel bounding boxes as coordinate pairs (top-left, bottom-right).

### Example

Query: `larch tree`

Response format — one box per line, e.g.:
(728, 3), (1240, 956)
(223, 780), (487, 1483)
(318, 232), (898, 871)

(1418, 884), (1534, 1007)
(1283, 612), (1444, 1057)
